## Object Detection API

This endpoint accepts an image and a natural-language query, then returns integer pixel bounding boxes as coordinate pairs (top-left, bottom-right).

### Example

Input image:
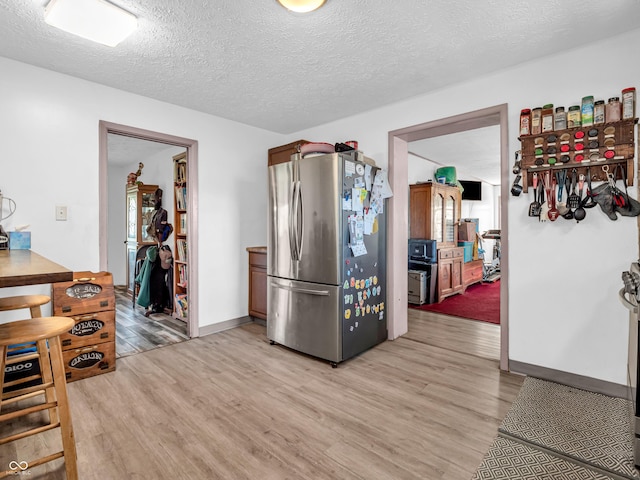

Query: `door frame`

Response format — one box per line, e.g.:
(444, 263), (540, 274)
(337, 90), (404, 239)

(98, 120), (200, 338)
(387, 104), (509, 370)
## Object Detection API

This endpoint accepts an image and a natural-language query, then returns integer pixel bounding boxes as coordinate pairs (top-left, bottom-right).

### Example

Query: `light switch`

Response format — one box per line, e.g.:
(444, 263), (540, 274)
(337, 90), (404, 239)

(56, 205), (67, 221)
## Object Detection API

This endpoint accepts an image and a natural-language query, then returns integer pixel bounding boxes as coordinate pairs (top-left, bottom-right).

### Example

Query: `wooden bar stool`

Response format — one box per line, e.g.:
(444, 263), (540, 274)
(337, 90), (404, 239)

(0, 317), (78, 480)
(0, 295), (54, 412)
(0, 294), (51, 318)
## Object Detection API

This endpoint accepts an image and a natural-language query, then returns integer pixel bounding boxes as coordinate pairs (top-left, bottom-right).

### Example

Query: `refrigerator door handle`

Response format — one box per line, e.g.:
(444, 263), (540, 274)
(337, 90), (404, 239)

(295, 180), (304, 259)
(270, 282), (330, 296)
(288, 181), (298, 261)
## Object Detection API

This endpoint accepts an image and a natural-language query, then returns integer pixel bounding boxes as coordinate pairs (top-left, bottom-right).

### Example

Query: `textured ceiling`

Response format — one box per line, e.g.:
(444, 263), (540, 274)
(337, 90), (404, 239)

(2, 1), (640, 135)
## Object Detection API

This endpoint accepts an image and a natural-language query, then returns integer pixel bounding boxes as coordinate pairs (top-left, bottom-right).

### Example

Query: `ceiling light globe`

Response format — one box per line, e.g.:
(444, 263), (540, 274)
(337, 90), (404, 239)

(277, 0), (326, 13)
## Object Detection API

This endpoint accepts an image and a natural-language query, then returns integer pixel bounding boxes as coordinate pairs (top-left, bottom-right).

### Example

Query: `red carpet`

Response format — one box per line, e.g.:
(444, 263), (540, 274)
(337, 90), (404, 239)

(409, 280), (500, 324)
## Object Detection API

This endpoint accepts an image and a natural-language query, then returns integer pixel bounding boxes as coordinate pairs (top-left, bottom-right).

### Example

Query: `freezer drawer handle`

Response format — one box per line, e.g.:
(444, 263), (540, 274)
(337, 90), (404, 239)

(270, 282), (330, 296)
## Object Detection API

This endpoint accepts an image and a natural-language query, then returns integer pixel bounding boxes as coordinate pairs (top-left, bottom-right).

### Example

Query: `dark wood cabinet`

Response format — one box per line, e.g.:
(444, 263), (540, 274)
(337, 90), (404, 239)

(409, 183), (461, 247)
(247, 247), (267, 320)
(268, 140), (308, 166)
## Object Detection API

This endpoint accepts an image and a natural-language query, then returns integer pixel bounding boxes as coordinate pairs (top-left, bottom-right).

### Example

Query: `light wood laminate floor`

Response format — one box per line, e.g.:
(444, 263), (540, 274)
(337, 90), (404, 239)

(1, 310), (523, 479)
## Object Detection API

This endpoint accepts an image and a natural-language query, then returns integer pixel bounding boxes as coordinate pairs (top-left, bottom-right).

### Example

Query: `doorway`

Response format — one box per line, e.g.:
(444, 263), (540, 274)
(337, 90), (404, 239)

(98, 121), (200, 346)
(387, 104), (509, 370)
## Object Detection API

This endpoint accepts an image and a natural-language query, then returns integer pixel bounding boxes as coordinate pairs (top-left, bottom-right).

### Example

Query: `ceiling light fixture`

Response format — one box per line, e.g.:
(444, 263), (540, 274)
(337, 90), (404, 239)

(44, 0), (137, 47)
(277, 0), (326, 13)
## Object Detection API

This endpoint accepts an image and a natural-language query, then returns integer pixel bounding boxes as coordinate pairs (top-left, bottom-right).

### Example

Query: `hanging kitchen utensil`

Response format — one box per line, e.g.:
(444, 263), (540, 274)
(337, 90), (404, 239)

(511, 174), (523, 196)
(567, 168), (580, 209)
(562, 175), (574, 219)
(548, 174), (559, 221)
(539, 174), (549, 222)
(556, 170), (569, 215)
(528, 172), (540, 217)
(513, 150), (521, 174)
(574, 174), (586, 222)
(581, 166), (598, 209)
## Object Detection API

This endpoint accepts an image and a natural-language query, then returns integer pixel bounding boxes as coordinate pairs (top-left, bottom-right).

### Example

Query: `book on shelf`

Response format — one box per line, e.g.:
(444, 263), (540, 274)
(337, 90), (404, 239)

(175, 294), (187, 318)
(175, 186), (187, 210)
(177, 264), (188, 287)
(174, 160), (187, 184)
(179, 213), (187, 234)
(176, 239), (188, 262)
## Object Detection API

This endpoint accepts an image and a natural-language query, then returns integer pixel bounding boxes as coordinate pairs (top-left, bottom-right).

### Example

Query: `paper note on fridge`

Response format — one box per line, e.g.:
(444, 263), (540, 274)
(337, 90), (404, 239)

(350, 243), (367, 257)
(373, 169), (393, 199)
(345, 160), (356, 177)
(352, 188), (364, 212)
(349, 214), (365, 245)
(342, 192), (352, 210)
(364, 209), (376, 235)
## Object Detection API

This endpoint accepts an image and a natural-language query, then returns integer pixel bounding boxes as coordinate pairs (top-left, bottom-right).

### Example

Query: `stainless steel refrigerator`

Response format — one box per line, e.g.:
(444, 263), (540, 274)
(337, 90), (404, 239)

(267, 150), (387, 366)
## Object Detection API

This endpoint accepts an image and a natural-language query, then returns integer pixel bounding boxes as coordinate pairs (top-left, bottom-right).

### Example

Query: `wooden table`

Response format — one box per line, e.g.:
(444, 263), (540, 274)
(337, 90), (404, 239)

(0, 250), (72, 288)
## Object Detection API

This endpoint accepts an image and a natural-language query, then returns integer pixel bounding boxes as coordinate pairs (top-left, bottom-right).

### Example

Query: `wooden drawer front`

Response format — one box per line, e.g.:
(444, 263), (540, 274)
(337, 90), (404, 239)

(52, 271), (115, 315)
(63, 341), (115, 383)
(438, 248), (453, 260)
(439, 247), (464, 260)
(249, 252), (267, 269)
(59, 311), (115, 350)
(463, 261), (483, 285)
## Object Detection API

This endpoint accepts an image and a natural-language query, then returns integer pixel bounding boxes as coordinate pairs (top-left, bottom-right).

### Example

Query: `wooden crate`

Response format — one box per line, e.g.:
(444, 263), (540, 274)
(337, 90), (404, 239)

(59, 310), (115, 350)
(52, 271), (115, 316)
(62, 341), (115, 383)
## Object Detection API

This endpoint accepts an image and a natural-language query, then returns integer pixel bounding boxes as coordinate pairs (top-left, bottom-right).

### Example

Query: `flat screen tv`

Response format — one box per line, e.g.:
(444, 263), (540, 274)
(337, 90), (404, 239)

(459, 180), (482, 201)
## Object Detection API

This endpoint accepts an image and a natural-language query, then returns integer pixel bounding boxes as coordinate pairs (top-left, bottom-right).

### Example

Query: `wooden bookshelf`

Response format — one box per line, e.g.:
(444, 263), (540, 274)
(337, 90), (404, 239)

(173, 152), (188, 321)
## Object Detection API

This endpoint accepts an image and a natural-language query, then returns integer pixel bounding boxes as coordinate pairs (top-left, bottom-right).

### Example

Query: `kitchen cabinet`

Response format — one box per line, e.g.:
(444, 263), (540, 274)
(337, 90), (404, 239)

(409, 183), (461, 247)
(246, 247), (267, 321)
(125, 183), (158, 294)
(268, 140), (309, 166)
(437, 247), (464, 302)
(173, 152), (188, 321)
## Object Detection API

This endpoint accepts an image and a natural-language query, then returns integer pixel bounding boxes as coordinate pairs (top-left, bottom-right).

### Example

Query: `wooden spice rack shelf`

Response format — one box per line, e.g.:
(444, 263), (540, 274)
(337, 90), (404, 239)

(518, 118), (637, 193)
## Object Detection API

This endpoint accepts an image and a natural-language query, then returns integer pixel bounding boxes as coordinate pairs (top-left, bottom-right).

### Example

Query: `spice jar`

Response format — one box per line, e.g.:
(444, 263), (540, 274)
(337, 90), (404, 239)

(606, 97), (621, 123)
(531, 107), (542, 135)
(519, 109), (531, 136)
(594, 100), (605, 125)
(567, 105), (581, 127)
(541, 104), (554, 132)
(622, 87), (636, 120)
(554, 106), (566, 131)
(581, 96), (594, 127)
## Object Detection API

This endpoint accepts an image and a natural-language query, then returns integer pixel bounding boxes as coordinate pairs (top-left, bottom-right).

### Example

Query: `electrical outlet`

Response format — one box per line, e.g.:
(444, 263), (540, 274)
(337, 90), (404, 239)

(56, 205), (67, 221)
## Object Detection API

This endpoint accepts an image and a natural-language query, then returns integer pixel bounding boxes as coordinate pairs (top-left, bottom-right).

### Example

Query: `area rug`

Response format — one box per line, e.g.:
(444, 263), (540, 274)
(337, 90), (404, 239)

(472, 435), (618, 480)
(409, 279), (500, 324)
(498, 377), (639, 480)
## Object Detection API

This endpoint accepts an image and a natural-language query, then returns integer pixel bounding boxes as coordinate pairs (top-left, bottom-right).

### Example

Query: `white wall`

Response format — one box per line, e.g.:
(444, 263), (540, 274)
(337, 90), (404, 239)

(288, 28), (640, 386)
(107, 145), (184, 286)
(1, 56), (283, 329)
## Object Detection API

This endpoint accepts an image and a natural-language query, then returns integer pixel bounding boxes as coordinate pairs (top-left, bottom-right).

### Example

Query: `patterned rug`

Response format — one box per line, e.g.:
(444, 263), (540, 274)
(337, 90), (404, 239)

(484, 376), (639, 480)
(472, 436), (619, 480)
